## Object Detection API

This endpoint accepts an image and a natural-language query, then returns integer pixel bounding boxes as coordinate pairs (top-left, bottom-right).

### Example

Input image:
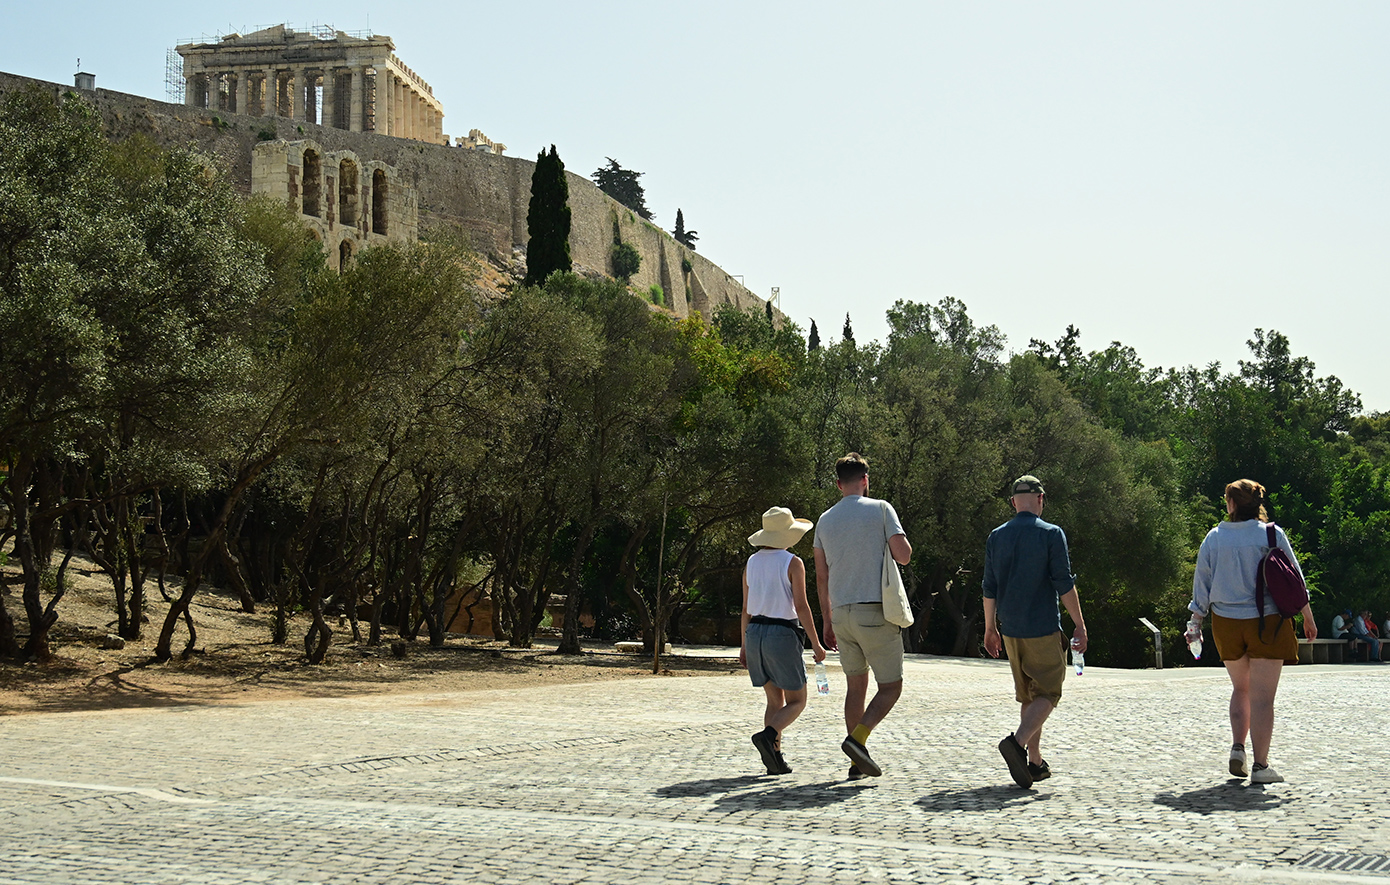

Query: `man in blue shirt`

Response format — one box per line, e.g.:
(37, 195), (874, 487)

(982, 475), (1088, 789)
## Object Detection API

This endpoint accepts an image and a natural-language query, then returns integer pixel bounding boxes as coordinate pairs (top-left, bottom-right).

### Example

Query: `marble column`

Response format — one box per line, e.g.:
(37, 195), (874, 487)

(322, 69), (337, 130)
(184, 73), (198, 106)
(378, 70), (393, 134)
(349, 67), (364, 132)
(234, 73), (248, 115)
(306, 71), (319, 124)
(291, 68), (306, 121)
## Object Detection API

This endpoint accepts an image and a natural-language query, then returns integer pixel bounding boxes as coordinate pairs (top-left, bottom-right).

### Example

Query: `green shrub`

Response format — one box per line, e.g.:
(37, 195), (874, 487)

(611, 241), (641, 280)
(648, 284), (664, 307)
(256, 126), (277, 141)
(681, 257), (693, 275)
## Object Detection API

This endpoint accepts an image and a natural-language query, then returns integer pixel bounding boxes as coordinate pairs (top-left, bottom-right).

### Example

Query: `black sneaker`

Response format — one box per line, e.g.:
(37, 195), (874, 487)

(841, 735), (882, 777)
(847, 765), (866, 781)
(772, 751), (793, 775)
(998, 733), (1034, 788)
(751, 729), (779, 775)
(1027, 760), (1051, 781)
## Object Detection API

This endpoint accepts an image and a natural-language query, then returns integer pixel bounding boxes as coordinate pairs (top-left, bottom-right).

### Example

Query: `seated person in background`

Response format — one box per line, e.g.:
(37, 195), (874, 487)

(1382, 614), (1390, 639)
(1364, 611), (1380, 638)
(1332, 609), (1353, 640)
(1350, 610), (1383, 662)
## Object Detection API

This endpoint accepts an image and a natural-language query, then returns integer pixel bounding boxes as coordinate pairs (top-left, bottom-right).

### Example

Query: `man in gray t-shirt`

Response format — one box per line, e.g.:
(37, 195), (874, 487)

(813, 453), (912, 779)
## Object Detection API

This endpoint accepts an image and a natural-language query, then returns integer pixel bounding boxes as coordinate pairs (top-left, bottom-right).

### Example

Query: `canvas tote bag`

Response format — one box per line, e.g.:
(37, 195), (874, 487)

(880, 502), (914, 628)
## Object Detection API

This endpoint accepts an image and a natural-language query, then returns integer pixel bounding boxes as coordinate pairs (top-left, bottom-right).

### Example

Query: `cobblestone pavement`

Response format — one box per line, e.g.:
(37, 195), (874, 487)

(2, 655), (1388, 884)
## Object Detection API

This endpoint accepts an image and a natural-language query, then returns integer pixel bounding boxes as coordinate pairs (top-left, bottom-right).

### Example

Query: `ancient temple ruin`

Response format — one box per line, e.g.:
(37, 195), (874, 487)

(176, 25), (445, 143)
(252, 139), (419, 271)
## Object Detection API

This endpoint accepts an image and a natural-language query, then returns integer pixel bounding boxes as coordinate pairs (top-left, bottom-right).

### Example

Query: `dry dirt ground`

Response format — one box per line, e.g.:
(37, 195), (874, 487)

(0, 553), (740, 716)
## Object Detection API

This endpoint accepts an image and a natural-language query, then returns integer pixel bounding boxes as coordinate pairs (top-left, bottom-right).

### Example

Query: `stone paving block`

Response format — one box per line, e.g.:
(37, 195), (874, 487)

(0, 659), (1387, 883)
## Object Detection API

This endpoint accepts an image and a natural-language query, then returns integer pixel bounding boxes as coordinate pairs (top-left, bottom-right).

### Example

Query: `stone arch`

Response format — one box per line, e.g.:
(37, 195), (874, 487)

(372, 168), (389, 236)
(302, 148), (322, 218)
(338, 159), (360, 227)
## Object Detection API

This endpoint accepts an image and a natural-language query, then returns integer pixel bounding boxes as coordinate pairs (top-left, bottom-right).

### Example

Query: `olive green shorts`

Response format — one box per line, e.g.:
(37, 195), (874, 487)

(1003, 632), (1067, 706)
(832, 604), (904, 684)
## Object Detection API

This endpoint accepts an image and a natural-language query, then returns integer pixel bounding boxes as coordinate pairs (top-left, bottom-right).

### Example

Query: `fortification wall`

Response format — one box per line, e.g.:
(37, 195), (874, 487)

(0, 71), (770, 321)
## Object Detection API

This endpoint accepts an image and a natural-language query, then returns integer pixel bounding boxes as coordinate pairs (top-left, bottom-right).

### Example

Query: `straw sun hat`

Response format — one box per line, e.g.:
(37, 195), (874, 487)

(747, 506), (814, 549)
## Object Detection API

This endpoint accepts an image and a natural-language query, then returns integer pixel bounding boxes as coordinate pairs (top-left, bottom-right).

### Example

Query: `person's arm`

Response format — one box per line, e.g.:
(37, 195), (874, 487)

(884, 502), (911, 564)
(788, 556), (826, 662)
(888, 533), (912, 565)
(1301, 603), (1318, 641)
(739, 567), (750, 669)
(814, 547), (836, 650)
(982, 534), (1001, 658)
(1189, 531), (1216, 624)
(1060, 587), (1087, 653)
(983, 596), (1001, 658)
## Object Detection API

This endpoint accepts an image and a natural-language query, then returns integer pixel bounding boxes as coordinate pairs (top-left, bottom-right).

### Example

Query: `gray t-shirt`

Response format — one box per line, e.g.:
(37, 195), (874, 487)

(813, 495), (905, 609)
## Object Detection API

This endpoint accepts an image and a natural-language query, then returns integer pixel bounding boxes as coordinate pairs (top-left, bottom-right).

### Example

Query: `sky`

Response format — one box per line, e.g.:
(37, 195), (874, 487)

(4, 1), (1387, 412)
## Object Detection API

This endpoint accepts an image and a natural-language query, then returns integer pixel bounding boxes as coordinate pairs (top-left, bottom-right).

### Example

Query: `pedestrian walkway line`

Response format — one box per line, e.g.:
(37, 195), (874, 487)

(0, 776), (212, 804)
(243, 796), (1380, 884)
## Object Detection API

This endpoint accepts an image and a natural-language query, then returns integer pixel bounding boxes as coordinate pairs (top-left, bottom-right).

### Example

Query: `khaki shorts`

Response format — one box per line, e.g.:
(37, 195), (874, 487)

(1212, 613), (1299, 664)
(833, 604), (904, 684)
(1003, 632), (1066, 706)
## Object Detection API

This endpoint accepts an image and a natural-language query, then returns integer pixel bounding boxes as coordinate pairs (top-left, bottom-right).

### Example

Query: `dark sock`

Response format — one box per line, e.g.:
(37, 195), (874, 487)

(1253, 762), (1268, 771)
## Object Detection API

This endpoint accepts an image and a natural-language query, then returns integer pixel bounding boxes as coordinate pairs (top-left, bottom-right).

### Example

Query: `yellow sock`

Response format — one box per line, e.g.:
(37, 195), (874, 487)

(851, 723), (872, 744)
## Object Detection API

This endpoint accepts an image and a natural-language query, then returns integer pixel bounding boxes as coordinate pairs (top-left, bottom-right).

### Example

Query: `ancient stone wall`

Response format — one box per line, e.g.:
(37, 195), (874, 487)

(0, 71), (773, 321)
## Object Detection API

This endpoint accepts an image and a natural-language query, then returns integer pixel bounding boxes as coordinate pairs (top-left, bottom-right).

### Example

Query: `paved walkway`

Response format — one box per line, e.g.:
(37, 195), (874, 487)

(1, 655), (1387, 884)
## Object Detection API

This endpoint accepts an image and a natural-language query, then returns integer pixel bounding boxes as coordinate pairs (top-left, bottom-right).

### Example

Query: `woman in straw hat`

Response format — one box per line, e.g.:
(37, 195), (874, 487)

(741, 506), (827, 775)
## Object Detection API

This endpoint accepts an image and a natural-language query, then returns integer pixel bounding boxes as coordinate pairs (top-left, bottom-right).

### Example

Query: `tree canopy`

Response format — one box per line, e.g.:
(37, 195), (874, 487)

(592, 158), (652, 220)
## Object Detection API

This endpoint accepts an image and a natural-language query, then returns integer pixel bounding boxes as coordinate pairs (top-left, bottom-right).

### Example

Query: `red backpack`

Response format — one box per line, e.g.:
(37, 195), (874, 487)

(1255, 524), (1309, 639)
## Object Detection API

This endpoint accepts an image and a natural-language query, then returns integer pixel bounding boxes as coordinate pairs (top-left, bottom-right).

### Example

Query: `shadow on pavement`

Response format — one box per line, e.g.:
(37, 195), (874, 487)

(915, 785), (1051, 812)
(1154, 780), (1294, 815)
(655, 775), (773, 798)
(654, 775), (868, 810)
(711, 780), (865, 810)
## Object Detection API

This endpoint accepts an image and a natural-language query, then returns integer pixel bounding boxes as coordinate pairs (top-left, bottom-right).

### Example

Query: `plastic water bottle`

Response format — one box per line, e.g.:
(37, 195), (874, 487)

(1186, 616), (1203, 660)
(1071, 637), (1084, 675)
(815, 661), (830, 697)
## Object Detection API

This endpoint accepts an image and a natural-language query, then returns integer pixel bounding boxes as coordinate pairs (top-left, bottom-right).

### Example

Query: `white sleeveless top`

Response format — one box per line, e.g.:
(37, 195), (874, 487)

(746, 549), (797, 621)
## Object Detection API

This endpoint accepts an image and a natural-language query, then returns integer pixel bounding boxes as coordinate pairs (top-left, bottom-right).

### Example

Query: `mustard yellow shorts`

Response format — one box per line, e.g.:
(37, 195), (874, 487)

(1003, 632), (1066, 706)
(1211, 613), (1299, 664)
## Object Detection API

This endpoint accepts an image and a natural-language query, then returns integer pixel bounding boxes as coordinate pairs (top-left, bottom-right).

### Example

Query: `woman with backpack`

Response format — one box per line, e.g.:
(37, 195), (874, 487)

(1187, 479), (1316, 785)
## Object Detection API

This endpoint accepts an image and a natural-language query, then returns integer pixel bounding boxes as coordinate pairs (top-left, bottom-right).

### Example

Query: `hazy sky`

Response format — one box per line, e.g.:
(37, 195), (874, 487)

(5, 1), (1387, 412)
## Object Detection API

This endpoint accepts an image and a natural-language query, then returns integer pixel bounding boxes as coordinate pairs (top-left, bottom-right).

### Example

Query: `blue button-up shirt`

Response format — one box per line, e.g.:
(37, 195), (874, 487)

(982, 512), (1076, 638)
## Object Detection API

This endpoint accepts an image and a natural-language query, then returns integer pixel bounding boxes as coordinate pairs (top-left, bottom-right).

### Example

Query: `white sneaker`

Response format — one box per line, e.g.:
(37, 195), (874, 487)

(1251, 764), (1284, 784)
(1229, 745), (1249, 778)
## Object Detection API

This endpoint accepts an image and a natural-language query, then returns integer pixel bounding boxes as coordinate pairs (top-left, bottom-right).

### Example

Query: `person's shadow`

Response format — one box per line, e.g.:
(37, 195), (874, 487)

(1154, 780), (1294, 815)
(915, 785), (1050, 812)
(711, 779), (865, 810)
(656, 775), (869, 809)
(655, 775), (771, 798)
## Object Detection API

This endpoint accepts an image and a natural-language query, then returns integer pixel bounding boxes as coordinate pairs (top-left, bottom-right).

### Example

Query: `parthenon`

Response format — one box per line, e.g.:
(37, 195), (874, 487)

(176, 25), (446, 143)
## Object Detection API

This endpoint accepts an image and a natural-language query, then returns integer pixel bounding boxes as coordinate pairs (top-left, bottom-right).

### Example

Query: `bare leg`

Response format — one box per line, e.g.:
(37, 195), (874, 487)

(860, 680), (903, 730)
(1224, 655), (1252, 747)
(767, 686), (808, 746)
(1246, 658), (1284, 766)
(843, 673), (903, 732)
(762, 684), (786, 733)
(844, 672), (869, 734)
(1017, 698), (1055, 764)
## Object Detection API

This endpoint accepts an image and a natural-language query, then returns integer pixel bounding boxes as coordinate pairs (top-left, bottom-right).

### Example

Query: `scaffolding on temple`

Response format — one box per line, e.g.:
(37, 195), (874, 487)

(164, 47), (184, 103)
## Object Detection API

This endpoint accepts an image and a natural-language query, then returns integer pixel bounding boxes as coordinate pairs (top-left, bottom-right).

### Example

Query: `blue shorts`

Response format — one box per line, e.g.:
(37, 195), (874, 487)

(745, 622), (807, 690)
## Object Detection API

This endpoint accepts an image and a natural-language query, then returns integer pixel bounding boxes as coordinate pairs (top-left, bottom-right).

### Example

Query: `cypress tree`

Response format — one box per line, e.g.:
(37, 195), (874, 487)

(672, 208), (699, 250)
(765, 300), (774, 325)
(842, 313), (855, 346)
(525, 145), (572, 287)
(808, 319), (821, 352)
